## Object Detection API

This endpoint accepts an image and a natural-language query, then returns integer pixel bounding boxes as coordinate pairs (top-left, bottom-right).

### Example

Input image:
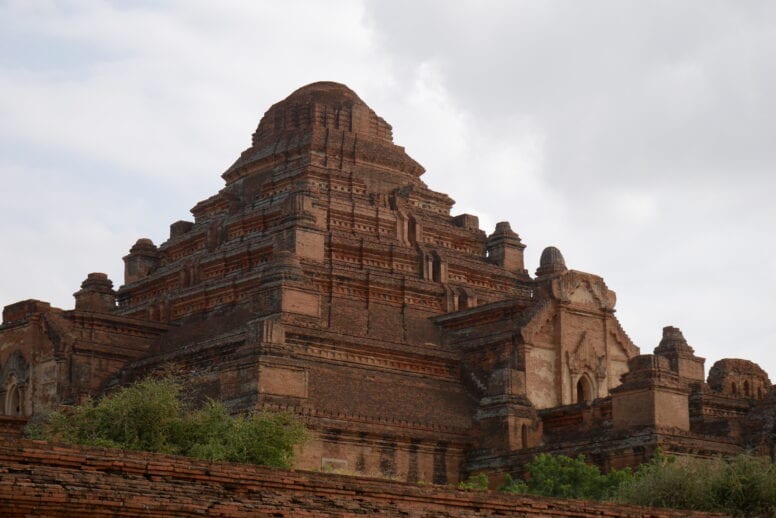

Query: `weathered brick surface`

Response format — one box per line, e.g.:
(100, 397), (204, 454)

(0, 439), (720, 518)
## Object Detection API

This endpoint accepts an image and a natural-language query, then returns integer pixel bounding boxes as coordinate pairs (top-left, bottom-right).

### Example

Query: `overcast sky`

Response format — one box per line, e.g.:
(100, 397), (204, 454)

(1, 1), (775, 378)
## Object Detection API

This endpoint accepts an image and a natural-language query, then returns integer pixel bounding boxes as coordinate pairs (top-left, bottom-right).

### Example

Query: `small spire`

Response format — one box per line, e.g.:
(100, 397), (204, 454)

(654, 326), (695, 355)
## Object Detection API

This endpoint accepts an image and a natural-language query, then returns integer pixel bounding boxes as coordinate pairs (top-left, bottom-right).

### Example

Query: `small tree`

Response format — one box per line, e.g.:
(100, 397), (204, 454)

(27, 377), (307, 468)
(40, 378), (184, 453)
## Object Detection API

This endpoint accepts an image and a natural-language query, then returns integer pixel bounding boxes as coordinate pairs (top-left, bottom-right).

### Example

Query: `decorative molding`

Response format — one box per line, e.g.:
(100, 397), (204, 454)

(567, 331), (606, 380)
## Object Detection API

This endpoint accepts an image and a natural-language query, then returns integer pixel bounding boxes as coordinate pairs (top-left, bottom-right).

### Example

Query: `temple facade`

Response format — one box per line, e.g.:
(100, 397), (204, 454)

(1, 82), (773, 483)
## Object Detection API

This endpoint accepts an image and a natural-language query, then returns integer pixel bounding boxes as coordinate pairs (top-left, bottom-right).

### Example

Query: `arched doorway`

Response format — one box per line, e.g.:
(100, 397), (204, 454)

(5, 383), (22, 416)
(0, 351), (30, 416)
(576, 375), (593, 404)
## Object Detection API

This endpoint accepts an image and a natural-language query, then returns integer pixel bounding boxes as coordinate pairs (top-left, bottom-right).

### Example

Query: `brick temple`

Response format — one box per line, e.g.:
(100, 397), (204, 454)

(1, 82), (773, 483)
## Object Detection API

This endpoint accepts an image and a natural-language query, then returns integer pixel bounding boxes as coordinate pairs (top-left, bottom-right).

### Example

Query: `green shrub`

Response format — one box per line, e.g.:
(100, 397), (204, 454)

(499, 473), (528, 493)
(709, 454), (776, 517)
(616, 453), (713, 510)
(458, 472), (489, 490)
(180, 400), (307, 468)
(27, 377), (306, 468)
(616, 453), (776, 516)
(514, 453), (631, 500)
(500, 450), (776, 515)
(42, 378), (184, 453)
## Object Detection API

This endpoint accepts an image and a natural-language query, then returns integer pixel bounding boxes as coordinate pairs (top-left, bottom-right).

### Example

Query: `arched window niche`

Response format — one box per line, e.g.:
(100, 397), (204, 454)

(0, 352), (31, 417)
(576, 375), (594, 404)
(3, 377), (23, 416)
(8, 384), (22, 416)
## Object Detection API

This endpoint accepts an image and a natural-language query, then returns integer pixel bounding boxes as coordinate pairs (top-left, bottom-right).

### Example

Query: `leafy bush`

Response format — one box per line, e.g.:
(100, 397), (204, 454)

(499, 473), (528, 494)
(709, 454), (776, 517)
(458, 472), (489, 490)
(615, 453), (776, 516)
(503, 453), (631, 500)
(498, 450), (776, 516)
(500, 451), (776, 516)
(178, 400), (306, 467)
(27, 378), (306, 468)
(616, 453), (713, 510)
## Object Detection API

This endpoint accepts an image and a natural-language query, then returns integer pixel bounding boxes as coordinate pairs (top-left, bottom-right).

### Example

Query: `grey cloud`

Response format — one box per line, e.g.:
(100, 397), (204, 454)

(363, 1), (776, 374)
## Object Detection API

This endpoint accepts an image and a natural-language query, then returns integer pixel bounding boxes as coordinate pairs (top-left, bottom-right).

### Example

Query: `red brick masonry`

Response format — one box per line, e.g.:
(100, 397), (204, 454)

(0, 438), (721, 517)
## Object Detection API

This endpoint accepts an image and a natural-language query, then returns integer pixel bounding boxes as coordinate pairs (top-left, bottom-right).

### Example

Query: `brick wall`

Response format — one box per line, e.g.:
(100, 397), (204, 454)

(0, 438), (721, 517)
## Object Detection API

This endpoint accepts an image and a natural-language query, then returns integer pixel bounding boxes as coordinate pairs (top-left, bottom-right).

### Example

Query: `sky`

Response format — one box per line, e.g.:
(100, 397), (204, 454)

(1, 1), (775, 377)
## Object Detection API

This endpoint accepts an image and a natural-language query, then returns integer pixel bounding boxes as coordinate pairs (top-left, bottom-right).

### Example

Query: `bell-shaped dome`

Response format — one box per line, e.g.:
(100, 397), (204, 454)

(252, 81), (394, 147)
(223, 81), (424, 185)
(708, 358), (771, 397)
(536, 246), (567, 277)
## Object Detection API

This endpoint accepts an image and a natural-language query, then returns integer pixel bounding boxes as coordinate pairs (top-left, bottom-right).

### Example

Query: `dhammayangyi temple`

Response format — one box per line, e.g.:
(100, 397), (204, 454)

(1, 82), (773, 483)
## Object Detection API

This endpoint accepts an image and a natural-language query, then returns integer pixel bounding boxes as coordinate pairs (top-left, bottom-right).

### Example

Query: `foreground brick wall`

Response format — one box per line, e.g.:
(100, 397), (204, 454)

(0, 439), (720, 517)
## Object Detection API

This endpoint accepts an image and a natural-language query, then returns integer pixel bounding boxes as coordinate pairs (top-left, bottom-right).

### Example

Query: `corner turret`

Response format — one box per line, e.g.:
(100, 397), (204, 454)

(123, 238), (160, 284)
(73, 273), (116, 313)
(486, 222), (527, 277)
(653, 326), (705, 383)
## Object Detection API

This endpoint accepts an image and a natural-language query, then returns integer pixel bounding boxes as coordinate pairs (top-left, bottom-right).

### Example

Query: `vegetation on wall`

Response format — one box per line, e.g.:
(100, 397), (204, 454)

(24, 380), (776, 517)
(495, 451), (776, 516)
(457, 472), (489, 491)
(500, 453), (630, 500)
(25, 377), (307, 468)
(616, 452), (776, 517)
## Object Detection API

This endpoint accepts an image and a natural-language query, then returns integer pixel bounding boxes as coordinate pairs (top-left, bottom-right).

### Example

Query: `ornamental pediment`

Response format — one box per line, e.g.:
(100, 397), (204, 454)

(567, 331), (606, 380)
(552, 271), (615, 311)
